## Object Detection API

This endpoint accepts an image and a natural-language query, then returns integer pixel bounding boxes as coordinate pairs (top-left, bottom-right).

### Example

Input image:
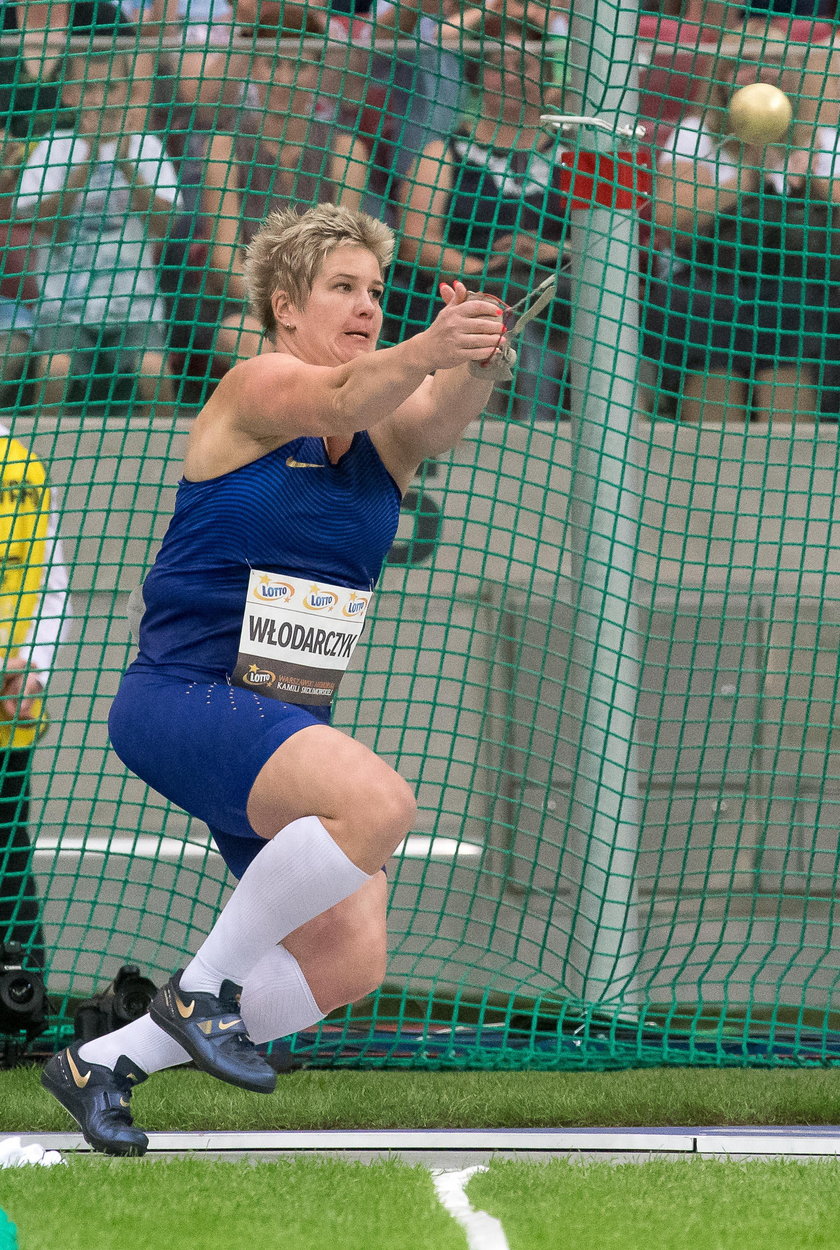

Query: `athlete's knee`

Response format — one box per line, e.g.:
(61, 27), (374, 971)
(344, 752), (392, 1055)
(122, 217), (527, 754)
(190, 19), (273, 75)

(348, 955), (387, 1004)
(294, 891), (389, 1012)
(352, 771), (416, 858)
(338, 946), (387, 1006)
(322, 933), (387, 1010)
(377, 773), (417, 839)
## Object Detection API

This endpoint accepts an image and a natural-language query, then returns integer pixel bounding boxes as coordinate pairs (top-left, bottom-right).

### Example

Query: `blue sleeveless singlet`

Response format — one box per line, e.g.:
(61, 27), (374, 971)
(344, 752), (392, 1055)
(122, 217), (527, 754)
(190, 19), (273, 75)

(136, 430), (401, 676)
(109, 431), (403, 876)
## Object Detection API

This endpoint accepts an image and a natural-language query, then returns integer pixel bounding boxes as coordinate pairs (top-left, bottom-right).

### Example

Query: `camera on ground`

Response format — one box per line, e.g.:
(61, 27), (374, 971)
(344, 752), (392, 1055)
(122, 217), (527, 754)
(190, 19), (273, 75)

(73, 964), (158, 1042)
(0, 941), (46, 1039)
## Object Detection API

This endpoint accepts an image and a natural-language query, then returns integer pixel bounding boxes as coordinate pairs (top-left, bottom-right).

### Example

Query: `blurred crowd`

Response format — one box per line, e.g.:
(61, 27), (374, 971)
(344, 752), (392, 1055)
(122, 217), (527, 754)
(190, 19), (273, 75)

(1, 0), (840, 423)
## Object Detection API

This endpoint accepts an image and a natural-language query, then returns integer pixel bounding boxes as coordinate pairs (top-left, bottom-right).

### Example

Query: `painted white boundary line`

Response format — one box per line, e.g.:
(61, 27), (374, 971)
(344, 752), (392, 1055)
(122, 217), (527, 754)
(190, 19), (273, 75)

(696, 1133), (840, 1157)
(432, 1167), (511, 1250)
(16, 1128), (840, 1155)
(16, 1129), (694, 1153)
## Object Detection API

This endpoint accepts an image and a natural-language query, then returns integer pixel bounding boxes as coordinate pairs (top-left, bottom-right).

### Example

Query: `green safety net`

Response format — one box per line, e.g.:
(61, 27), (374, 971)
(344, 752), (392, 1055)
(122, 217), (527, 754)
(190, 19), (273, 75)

(1, 0), (840, 1069)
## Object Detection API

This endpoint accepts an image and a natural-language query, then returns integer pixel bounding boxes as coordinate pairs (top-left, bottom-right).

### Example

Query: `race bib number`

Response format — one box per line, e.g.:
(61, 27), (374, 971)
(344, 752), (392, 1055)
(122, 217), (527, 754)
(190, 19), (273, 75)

(232, 570), (371, 706)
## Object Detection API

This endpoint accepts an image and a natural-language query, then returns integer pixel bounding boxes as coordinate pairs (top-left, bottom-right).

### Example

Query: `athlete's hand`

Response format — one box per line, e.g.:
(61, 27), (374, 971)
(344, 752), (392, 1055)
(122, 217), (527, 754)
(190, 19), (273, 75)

(416, 280), (508, 372)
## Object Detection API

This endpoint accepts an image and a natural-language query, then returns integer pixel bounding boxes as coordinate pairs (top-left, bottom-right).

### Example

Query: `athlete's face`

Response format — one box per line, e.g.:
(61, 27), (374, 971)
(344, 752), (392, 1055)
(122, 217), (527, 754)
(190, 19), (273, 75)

(289, 245), (385, 365)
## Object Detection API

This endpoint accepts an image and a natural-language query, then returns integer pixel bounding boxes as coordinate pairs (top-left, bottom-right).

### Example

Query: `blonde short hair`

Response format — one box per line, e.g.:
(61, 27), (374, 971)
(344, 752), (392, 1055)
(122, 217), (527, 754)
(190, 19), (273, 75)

(244, 203), (395, 337)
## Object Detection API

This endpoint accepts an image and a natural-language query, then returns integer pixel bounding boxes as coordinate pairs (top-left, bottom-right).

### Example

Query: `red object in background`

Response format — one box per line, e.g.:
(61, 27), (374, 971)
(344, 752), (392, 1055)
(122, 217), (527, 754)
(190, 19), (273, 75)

(0, 221), (38, 306)
(557, 149), (653, 212)
(637, 17), (705, 42)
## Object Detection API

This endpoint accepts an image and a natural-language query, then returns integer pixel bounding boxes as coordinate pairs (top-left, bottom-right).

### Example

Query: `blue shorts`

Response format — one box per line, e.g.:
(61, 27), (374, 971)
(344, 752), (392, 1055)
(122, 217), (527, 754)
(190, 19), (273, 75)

(109, 664), (331, 877)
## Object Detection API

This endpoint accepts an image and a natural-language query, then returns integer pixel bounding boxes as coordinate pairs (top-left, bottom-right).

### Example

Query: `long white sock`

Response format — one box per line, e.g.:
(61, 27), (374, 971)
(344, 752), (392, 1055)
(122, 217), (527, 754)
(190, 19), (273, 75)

(78, 1012), (189, 1074)
(77, 945), (324, 1073)
(179, 815), (369, 995)
(239, 943), (324, 1044)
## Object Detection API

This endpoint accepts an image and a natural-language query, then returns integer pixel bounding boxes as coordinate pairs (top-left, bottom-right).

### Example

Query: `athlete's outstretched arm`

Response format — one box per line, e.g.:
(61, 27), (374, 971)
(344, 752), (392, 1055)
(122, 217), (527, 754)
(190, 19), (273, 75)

(371, 283), (505, 486)
(218, 285), (503, 443)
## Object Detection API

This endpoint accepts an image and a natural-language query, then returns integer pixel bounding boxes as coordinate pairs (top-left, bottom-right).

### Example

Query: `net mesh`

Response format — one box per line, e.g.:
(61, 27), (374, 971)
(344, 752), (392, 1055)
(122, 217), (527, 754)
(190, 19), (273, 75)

(2, 0), (840, 1068)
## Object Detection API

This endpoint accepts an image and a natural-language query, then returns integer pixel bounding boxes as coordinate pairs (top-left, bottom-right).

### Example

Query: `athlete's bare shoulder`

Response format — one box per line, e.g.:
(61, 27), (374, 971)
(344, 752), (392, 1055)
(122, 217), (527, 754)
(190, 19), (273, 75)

(220, 347), (298, 395)
(182, 355), (304, 481)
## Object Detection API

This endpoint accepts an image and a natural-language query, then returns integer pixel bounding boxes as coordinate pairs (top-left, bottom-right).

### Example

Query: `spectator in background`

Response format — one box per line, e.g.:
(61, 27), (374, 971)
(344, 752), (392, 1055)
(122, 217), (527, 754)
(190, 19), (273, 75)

(0, 0), (135, 142)
(173, 0), (458, 213)
(660, 0), (832, 23)
(454, 0), (564, 38)
(393, 35), (569, 420)
(121, 0), (234, 40)
(0, 425), (71, 975)
(356, 0), (472, 206)
(166, 0), (323, 115)
(0, 127), (71, 408)
(120, 0), (236, 114)
(157, 0), (471, 384)
(212, 33), (370, 214)
(643, 53), (840, 423)
(0, 0), (70, 143)
(155, 35), (374, 386)
(0, 301), (35, 410)
(160, 3), (370, 248)
(742, 0), (836, 23)
(0, 129), (40, 406)
(186, 122), (372, 371)
(14, 54), (181, 409)
(785, 22), (840, 139)
(372, 0), (565, 203)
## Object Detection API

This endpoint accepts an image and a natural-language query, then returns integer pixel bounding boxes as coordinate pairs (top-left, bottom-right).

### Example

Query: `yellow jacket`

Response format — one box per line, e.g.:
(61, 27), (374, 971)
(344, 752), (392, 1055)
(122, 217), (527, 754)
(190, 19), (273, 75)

(0, 434), (51, 749)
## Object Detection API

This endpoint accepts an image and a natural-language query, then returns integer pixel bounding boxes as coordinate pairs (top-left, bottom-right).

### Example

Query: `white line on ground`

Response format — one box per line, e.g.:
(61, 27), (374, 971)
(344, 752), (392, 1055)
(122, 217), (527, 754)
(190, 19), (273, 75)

(15, 1127), (840, 1157)
(17, 1129), (694, 1153)
(432, 1166), (511, 1250)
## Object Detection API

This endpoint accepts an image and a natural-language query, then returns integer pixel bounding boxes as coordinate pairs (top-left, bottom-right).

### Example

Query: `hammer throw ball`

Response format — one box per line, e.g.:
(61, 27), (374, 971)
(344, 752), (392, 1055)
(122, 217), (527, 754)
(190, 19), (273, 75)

(727, 82), (793, 145)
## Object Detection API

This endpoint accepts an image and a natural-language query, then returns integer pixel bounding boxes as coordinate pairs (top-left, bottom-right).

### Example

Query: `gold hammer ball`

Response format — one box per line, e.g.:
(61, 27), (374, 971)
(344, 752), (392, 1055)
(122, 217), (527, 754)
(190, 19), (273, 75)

(727, 82), (793, 145)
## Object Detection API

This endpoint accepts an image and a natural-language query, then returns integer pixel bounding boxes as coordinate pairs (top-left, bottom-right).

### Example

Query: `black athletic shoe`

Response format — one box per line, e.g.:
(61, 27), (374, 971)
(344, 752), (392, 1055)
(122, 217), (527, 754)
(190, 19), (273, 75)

(40, 1044), (149, 1157)
(149, 970), (276, 1094)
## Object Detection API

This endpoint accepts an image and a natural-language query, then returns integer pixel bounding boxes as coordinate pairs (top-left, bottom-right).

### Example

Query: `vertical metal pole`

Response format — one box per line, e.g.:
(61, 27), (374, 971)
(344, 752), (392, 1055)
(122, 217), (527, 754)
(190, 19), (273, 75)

(561, 0), (643, 1009)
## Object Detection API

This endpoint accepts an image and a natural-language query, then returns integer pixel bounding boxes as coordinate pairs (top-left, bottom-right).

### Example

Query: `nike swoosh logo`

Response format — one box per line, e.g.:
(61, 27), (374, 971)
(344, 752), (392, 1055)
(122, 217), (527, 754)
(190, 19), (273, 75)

(175, 994), (195, 1019)
(198, 1017), (240, 1036)
(286, 457), (324, 469)
(67, 1052), (90, 1089)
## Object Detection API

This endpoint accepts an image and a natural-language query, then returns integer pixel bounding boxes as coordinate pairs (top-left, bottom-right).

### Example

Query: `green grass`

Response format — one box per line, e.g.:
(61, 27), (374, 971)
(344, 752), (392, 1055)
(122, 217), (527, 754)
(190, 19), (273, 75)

(5, 1065), (840, 1250)
(0, 1156), (465, 1250)
(470, 1159), (840, 1250)
(2, 1156), (840, 1250)
(4, 1064), (840, 1134)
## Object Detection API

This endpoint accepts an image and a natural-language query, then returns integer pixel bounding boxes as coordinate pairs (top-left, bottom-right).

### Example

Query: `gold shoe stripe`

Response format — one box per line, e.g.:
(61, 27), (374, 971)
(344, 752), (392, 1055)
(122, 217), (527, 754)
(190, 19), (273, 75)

(175, 993), (195, 1019)
(67, 1051), (90, 1089)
